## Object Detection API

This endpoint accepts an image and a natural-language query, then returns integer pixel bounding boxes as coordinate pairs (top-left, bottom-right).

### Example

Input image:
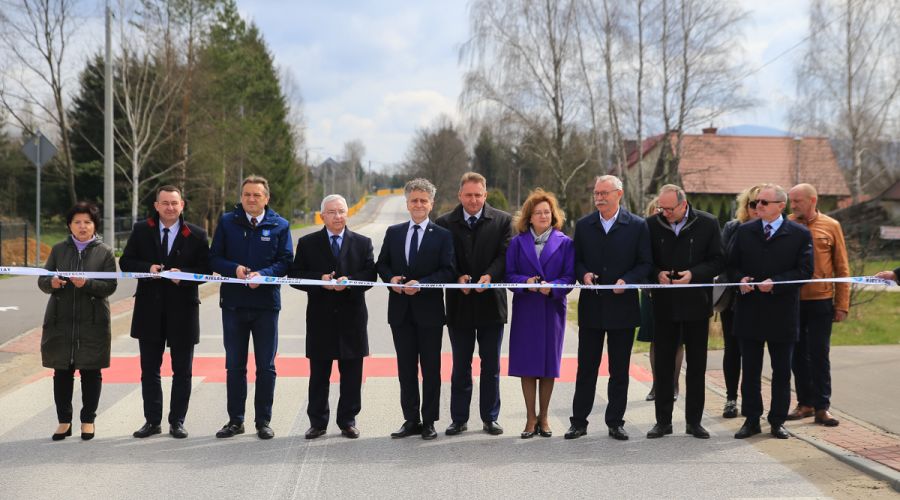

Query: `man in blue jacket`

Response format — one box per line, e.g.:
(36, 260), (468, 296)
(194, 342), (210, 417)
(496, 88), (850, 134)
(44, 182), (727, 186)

(209, 175), (293, 440)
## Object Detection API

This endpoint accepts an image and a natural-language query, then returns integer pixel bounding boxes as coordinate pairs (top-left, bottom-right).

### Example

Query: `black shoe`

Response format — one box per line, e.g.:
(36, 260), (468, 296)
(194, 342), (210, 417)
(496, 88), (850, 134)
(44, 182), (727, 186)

(645, 391), (656, 401)
(390, 420), (422, 438)
(564, 425), (587, 440)
(646, 423), (673, 439)
(483, 421), (504, 436)
(445, 421), (467, 436)
(520, 426), (536, 439)
(537, 425), (551, 438)
(305, 426), (326, 439)
(169, 423), (188, 439)
(81, 423), (95, 441)
(608, 425), (629, 441)
(686, 423), (710, 439)
(770, 424), (790, 439)
(133, 422), (162, 439)
(216, 421), (245, 439)
(256, 422), (274, 440)
(734, 419), (761, 439)
(722, 400), (738, 419)
(52, 424), (72, 441)
(421, 423), (437, 440)
(340, 426), (360, 439)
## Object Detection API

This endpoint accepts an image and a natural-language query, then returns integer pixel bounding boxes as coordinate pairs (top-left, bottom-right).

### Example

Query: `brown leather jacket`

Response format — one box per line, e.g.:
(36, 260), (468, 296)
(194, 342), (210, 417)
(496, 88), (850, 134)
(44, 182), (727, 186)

(789, 211), (850, 312)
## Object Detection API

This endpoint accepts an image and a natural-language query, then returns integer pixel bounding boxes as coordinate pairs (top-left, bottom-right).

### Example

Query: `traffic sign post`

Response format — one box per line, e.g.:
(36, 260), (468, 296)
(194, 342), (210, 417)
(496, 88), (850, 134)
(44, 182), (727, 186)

(21, 131), (58, 265)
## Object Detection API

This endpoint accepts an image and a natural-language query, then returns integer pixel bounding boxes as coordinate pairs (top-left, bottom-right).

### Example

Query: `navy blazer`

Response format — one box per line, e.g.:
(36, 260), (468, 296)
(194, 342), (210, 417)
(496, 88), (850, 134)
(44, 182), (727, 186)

(376, 221), (455, 327)
(727, 217), (814, 342)
(290, 227), (376, 359)
(573, 208), (653, 330)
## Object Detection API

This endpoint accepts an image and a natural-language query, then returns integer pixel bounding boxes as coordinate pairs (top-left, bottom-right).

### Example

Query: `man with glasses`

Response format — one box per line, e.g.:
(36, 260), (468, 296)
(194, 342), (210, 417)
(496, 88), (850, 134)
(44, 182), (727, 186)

(290, 194), (376, 439)
(645, 185), (723, 439)
(565, 175), (652, 441)
(727, 184), (813, 440)
(786, 183), (850, 428)
(120, 185), (210, 439)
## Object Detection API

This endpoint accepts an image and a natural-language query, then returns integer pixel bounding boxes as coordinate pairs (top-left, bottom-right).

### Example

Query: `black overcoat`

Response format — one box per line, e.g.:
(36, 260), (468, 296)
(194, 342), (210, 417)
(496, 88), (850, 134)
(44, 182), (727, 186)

(290, 227), (376, 359)
(727, 217), (814, 342)
(435, 203), (512, 327)
(119, 215), (210, 347)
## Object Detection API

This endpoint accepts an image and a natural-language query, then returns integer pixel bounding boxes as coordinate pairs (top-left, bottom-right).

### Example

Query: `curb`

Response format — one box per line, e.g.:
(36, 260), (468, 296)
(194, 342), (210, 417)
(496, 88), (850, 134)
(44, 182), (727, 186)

(704, 372), (900, 492)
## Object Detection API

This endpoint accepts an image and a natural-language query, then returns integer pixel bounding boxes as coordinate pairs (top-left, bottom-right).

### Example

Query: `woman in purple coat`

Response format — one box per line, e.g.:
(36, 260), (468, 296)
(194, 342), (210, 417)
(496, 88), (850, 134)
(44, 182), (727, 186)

(506, 189), (575, 439)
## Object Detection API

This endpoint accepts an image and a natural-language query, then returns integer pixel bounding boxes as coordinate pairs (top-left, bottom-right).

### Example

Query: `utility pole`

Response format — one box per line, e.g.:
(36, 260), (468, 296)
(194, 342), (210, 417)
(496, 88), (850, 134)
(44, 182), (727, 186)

(103, 2), (115, 247)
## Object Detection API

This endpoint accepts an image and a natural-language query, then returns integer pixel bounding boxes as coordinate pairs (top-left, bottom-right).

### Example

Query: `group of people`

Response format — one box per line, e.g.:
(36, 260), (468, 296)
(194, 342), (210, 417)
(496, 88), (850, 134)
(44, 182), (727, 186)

(38, 172), (899, 443)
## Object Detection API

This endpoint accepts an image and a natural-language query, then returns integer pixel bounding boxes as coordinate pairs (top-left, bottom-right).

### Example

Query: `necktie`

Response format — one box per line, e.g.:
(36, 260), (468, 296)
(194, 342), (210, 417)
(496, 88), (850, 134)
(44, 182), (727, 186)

(250, 217), (258, 228)
(161, 228), (170, 258)
(408, 225), (420, 267)
(764, 224), (773, 240)
(331, 235), (340, 258)
(468, 215), (477, 228)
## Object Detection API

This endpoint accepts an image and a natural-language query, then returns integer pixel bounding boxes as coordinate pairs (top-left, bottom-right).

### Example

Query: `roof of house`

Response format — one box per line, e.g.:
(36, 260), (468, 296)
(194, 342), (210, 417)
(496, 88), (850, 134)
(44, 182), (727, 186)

(630, 133), (852, 196)
(880, 180), (900, 201)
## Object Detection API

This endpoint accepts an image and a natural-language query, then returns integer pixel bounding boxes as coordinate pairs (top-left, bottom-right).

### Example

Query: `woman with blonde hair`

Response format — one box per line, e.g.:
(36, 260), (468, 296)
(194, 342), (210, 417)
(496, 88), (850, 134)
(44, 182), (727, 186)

(506, 188), (575, 438)
(718, 184), (762, 418)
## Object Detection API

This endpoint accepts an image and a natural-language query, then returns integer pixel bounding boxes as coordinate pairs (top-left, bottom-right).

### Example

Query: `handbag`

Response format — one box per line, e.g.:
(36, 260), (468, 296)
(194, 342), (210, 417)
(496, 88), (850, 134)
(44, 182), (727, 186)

(712, 273), (735, 313)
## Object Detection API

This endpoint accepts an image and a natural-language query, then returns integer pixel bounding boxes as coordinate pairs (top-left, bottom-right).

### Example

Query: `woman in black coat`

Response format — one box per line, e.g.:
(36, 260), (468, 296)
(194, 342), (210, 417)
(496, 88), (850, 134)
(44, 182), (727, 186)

(37, 202), (117, 441)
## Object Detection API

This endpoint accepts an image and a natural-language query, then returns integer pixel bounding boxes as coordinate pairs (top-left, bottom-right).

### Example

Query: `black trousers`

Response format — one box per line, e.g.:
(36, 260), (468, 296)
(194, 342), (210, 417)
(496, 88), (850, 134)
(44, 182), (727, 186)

(654, 318), (708, 426)
(390, 321), (443, 424)
(448, 324), (503, 424)
(139, 337), (195, 426)
(721, 309), (742, 401)
(53, 368), (102, 424)
(792, 299), (834, 410)
(570, 328), (634, 428)
(740, 338), (794, 426)
(308, 358), (364, 429)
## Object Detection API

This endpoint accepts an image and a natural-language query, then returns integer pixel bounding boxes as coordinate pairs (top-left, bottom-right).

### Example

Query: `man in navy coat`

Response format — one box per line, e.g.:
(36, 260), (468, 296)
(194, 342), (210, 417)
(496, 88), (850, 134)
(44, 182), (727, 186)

(565, 175), (653, 441)
(290, 194), (376, 439)
(209, 175), (293, 440)
(728, 184), (813, 440)
(377, 178), (455, 440)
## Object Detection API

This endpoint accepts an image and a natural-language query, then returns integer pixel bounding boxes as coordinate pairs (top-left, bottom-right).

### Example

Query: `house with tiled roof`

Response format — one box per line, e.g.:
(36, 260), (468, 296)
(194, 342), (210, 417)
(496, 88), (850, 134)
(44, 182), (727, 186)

(624, 128), (852, 222)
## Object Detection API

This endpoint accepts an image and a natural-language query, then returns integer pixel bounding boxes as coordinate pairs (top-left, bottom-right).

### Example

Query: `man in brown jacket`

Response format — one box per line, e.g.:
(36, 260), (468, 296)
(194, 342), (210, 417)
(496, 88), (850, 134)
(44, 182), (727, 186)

(786, 183), (850, 427)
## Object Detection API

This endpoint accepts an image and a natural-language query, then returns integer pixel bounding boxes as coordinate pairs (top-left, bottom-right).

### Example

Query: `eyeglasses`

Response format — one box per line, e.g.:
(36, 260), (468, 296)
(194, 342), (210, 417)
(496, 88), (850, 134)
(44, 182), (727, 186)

(593, 190), (619, 197)
(754, 199), (782, 207)
(657, 205), (680, 213)
(324, 210), (347, 217)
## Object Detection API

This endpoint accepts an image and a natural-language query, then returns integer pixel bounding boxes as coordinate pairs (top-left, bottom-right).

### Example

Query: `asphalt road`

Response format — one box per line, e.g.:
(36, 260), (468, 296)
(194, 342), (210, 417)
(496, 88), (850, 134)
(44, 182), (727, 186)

(0, 196), (895, 499)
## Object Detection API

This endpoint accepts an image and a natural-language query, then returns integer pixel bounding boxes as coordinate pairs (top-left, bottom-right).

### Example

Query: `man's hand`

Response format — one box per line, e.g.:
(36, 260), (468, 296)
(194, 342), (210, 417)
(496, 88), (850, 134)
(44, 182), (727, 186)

(458, 274), (472, 295)
(657, 271), (672, 285)
(70, 277), (87, 288)
(247, 271), (261, 289)
(321, 273), (335, 291)
(739, 276), (754, 294)
(333, 276), (349, 292)
(149, 264), (164, 278)
(583, 272), (595, 285)
(390, 275), (405, 294)
(671, 270), (692, 285)
(834, 309), (848, 322)
(168, 267), (181, 285)
(612, 279), (626, 294)
(51, 276), (67, 289)
(474, 274), (491, 293)
(875, 270), (897, 283)
(756, 278), (774, 293)
(402, 279), (420, 295)
(235, 265), (250, 280)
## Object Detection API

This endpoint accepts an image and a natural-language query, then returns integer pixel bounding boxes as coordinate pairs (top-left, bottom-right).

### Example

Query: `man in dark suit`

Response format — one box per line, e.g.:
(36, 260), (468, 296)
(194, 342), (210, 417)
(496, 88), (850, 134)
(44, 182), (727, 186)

(120, 185), (210, 439)
(435, 172), (512, 437)
(290, 194), (376, 439)
(728, 183), (813, 440)
(645, 184), (724, 440)
(565, 175), (652, 441)
(377, 178), (455, 440)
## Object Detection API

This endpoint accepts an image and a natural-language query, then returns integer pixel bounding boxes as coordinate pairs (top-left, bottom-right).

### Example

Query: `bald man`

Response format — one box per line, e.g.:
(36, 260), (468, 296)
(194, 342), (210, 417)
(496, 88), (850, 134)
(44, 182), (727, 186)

(786, 183), (849, 427)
